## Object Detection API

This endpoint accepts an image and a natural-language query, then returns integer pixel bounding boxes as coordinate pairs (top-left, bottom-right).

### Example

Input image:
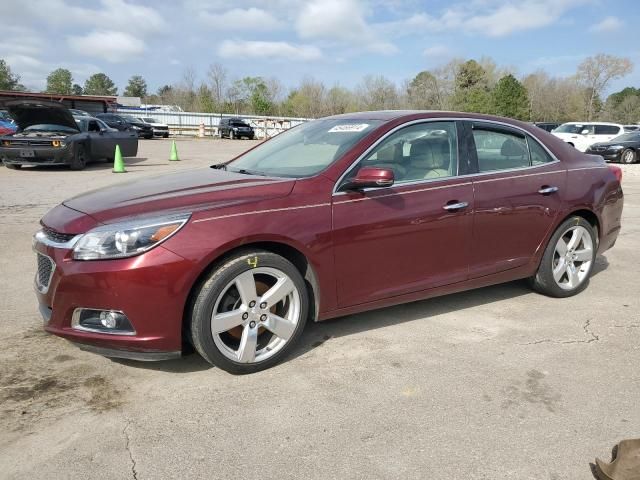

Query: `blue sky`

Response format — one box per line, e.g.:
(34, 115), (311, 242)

(1, 0), (639, 96)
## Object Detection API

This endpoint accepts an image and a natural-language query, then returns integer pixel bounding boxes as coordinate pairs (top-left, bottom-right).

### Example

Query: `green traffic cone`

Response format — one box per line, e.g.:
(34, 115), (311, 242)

(112, 145), (126, 173)
(169, 140), (179, 161)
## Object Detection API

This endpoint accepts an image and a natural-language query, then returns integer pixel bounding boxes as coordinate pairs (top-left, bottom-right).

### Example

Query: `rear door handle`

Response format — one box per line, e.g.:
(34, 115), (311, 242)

(443, 201), (469, 211)
(538, 186), (559, 195)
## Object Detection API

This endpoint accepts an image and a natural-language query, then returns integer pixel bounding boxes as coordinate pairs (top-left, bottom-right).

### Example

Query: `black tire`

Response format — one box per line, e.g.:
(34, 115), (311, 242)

(69, 144), (87, 170)
(621, 148), (637, 164)
(190, 250), (309, 374)
(5, 163), (22, 170)
(163, 133), (169, 138)
(229, 130), (235, 140)
(530, 216), (597, 298)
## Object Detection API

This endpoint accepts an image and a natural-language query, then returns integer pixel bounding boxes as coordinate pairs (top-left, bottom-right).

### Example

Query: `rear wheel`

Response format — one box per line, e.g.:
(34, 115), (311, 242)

(190, 250), (308, 374)
(621, 148), (637, 164)
(530, 216), (596, 298)
(229, 130), (235, 140)
(70, 144), (87, 170)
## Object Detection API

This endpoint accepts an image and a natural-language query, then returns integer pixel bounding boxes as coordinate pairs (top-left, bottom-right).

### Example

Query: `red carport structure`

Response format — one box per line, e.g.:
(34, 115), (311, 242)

(0, 90), (116, 116)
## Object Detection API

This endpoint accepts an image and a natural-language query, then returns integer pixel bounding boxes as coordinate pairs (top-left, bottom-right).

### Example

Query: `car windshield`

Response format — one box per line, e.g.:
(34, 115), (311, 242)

(226, 119), (383, 178)
(231, 121), (249, 127)
(143, 118), (157, 123)
(554, 124), (587, 134)
(612, 132), (640, 142)
(23, 124), (77, 133)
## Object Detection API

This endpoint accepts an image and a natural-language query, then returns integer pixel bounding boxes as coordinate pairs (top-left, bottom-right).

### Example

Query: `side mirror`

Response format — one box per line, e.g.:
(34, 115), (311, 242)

(581, 129), (590, 135)
(342, 167), (394, 191)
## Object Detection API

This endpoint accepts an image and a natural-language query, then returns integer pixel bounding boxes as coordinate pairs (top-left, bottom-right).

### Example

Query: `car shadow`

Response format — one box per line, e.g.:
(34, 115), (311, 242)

(114, 256), (610, 374)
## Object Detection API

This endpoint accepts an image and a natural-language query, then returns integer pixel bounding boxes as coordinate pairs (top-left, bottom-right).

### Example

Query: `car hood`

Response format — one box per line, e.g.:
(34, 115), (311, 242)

(62, 168), (295, 226)
(4, 100), (79, 131)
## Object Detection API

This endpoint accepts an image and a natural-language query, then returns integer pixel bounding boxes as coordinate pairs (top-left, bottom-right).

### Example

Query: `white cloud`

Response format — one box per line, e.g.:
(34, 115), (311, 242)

(296, 0), (397, 54)
(382, 0), (588, 38)
(67, 30), (146, 63)
(200, 7), (283, 31)
(217, 40), (323, 61)
(423, 45), (452, 58)
(589, 16), (623, 33)
(24, 0), (165, 33)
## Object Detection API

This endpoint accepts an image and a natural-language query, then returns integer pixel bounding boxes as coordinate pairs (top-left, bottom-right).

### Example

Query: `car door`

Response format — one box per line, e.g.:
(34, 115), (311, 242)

(104, 119), (138, 157)
(467, 121), (566, 278)
(332, 120), (474, 307)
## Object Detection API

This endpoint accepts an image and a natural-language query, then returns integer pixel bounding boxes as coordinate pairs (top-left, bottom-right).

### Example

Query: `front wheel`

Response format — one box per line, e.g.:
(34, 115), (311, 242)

(69, 144), (87, 170)
(530, 216), (596, 298)
(229, 130), (235, 140)
(621, 149), (637, 164)
(190, 250), (308, 374)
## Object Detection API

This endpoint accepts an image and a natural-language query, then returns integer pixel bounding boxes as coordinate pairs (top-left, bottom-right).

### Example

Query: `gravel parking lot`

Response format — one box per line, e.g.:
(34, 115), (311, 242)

(1, 138), (638, 479)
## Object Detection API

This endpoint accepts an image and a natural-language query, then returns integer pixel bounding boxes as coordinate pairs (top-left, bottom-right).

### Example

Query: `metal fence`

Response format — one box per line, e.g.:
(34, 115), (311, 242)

(115, 108), (310, 138)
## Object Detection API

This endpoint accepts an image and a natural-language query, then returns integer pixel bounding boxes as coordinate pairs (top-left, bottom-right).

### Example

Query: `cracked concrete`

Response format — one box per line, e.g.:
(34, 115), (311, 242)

(518, 318), (600, 345)
(123, 420), (138, 480)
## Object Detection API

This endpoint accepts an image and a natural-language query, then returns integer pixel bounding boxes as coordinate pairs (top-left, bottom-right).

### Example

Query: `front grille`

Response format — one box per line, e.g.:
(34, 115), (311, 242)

(5, 139), (53, 147)
(42, 226), (76, 244)
(36, 253), (55, 293)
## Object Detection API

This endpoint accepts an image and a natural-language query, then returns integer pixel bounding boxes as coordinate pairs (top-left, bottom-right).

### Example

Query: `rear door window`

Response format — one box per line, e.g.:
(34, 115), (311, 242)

(471, 125), (530, 172)
(594, 125), (621, 135)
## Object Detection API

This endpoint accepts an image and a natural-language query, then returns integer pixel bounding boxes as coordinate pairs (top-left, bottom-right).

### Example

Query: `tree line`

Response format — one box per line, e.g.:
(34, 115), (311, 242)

(0, 54), (637, 123)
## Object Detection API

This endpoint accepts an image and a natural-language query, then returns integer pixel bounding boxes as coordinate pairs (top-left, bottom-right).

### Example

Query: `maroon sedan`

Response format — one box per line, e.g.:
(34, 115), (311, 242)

(33, 111), (624, 373)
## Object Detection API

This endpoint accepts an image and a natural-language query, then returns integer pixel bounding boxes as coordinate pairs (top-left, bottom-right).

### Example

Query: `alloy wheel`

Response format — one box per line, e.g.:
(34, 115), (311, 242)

(552, 225), (594, 290)
(622, 149), (636, 164)
(211, 267), (301, 363)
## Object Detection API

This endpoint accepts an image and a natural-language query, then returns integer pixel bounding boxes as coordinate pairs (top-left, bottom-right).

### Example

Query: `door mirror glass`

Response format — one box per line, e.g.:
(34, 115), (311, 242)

(581, 129), (590, 135)
(343, 167), (394, 190)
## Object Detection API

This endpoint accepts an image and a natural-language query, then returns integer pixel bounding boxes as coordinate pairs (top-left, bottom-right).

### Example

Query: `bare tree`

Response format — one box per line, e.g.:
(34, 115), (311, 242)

(577, 54), (633, 120)
(356, 75), (399, 110)
(207, 63), (228, 107)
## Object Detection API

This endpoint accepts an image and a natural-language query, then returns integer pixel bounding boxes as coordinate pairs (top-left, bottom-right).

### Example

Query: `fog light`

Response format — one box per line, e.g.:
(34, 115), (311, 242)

(72, 308), (135, 335)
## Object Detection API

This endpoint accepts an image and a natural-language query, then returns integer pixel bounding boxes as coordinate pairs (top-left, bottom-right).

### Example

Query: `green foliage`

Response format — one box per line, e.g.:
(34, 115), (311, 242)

(83, 73), (118, 96)
(0, 59), (25, 91)
(71, 84), (83, 95)
(456, 60), (487, 90)
(123, 75), (147, 97)
(46, 68), (73, 94)
(452, 61), (491, 113)
(492, 74), (529, 120)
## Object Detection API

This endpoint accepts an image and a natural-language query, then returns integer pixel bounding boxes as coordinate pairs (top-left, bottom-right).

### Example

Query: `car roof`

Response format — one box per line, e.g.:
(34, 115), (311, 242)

(560, 121), (623, 126)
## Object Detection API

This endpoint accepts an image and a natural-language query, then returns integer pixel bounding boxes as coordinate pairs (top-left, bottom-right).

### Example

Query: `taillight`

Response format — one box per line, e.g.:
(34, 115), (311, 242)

(608, 165), (622, 183)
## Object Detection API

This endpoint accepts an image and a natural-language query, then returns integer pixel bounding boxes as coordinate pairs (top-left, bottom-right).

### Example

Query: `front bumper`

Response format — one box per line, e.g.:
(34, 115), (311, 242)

(586, 150), (622, 162)
(1, 146), (73, 166)
(33, 231), (197, 359)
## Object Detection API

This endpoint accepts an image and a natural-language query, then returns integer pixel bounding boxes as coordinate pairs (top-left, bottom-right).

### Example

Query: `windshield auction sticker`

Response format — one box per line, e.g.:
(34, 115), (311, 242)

(328, 124), (370, 133)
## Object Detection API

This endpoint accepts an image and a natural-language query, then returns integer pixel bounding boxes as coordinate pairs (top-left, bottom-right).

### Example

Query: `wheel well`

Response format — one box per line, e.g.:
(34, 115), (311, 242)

(181, 242), (320, 346)
(564, 209), (600, 242)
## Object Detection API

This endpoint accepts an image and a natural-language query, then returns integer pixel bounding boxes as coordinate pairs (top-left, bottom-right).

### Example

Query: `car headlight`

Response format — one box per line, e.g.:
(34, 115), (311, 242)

(609, 145), (624, 150)
(73, 214), (190, 260)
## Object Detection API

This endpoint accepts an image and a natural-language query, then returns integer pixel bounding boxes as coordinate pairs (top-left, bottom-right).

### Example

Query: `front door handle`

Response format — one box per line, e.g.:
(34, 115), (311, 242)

(443, 201), (469, 211)
(538, 186), (559, 195)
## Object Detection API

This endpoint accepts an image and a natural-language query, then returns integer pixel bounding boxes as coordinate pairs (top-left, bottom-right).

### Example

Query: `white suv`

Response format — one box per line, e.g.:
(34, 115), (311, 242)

(552, 122), (625, 152)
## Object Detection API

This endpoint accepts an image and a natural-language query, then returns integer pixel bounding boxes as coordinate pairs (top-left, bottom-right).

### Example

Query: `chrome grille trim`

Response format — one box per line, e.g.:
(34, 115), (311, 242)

(33, 230), (82, 249)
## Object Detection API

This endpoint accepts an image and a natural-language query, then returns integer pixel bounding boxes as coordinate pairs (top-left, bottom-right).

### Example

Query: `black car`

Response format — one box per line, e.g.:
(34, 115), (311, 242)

(96, 113), (153, 139)
(534, 122), (561, 132)
(585, 131), (639, 164)
(218, 118), (255, 139)
(0, 100), (138, 170)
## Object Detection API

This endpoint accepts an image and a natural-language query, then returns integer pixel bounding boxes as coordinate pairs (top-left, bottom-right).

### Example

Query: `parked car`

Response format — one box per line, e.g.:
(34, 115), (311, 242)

(140, 117), (170, 138)
(0, 109), (17, 136)
(623, 125), (639, 132)
(0, 100), (138, 170)
(534, 122), (561, 132)
(219, 118), (255, 139)
(586, 131), (640, 164)
(33, 111), (623, 373)
(552, 122), (625, 152)
(95, 113), (153, 139)
(69, 109), (91, 117)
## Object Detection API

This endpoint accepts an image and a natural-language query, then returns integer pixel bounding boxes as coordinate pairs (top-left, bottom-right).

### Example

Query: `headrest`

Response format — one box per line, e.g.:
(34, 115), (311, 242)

(410, 139), (448, 169)
(376, 144), (396, 162)
(501, 138), (527, 157)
